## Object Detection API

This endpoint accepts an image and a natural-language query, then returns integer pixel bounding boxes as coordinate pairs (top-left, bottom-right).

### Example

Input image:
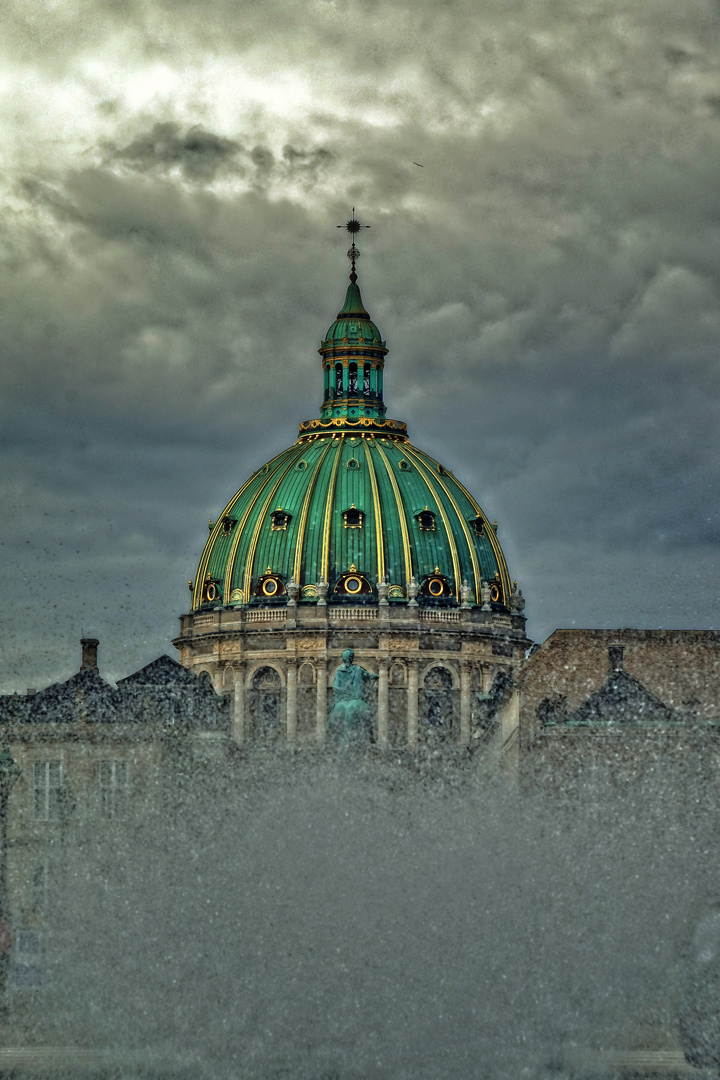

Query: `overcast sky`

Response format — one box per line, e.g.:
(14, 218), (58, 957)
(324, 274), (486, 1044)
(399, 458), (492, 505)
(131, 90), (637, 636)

(2, 0), (720, 690)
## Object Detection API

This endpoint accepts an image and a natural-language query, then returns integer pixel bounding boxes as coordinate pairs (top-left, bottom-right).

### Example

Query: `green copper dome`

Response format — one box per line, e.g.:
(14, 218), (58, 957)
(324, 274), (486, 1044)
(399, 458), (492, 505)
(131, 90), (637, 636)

(191, 257), (514, 612)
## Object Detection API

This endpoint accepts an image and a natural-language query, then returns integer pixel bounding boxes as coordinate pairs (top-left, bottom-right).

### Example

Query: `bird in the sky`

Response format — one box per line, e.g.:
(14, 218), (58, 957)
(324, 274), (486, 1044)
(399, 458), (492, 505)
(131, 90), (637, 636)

(413, 162), (424, 167)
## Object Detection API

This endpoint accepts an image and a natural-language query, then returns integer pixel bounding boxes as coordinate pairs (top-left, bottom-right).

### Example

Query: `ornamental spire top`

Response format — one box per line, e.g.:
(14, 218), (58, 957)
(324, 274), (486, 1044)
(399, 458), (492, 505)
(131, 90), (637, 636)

(337, 208), (369, 284)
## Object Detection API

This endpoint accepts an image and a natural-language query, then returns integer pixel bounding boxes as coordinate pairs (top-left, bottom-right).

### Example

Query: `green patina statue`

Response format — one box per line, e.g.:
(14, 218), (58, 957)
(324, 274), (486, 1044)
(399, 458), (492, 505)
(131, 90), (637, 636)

(328, 649), (378, 745)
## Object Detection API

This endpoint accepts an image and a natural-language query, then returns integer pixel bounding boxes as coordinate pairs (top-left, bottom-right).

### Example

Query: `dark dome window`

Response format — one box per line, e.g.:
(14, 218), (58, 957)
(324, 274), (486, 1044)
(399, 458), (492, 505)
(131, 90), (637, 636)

(334, 566), (372, 595)
(254, 570), (286, 598)
(296, 460), (308, 471)
(398, 460), (411, 472)
(348, 362), (358, 394)
(270, 509), (291, 532)
(420, 571), (452, 599)
(346, 458), (360, 470)
(221, 515), (235, 536)
(201, 575), (220, 603)
(416, 508), (436, 532)
(342, 505), (364, 529)
(469, 516), (484, 537)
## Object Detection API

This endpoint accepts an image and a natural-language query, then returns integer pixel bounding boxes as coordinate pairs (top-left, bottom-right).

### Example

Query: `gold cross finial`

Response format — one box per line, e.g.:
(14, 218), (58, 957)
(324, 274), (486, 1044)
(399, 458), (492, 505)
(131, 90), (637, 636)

(337, 208), (370, 283)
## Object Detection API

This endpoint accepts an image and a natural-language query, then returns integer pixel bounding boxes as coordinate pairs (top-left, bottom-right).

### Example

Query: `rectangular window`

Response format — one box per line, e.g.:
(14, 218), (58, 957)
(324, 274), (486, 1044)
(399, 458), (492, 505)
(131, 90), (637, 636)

(99, 760), (128, 819)
(33, 761), (62, 822)
(13, 930), (43, 988)
(31, 863), (51, 917)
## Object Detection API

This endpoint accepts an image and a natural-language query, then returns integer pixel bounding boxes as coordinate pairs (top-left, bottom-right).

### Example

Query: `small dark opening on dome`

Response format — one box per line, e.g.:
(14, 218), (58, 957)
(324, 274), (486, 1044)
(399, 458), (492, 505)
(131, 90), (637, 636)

(417, 510), (436, 531)
(271, 510), (291, 532)
(343, 507), (364, 529)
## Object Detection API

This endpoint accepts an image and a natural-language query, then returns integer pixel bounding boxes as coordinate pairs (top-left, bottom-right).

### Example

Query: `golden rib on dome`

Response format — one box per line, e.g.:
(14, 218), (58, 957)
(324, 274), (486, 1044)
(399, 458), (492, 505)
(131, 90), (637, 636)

(195, 452), (293, 609)
(402, 447), (461, 598)
(362, 439), (385, 582)
(293, 440), (333, 582)
(450, 474), (512, 602)
(320, 437), (345, 583)
(221, 450), (299, 604)
(192, 473), (256, 609)
(240, 452), (303, 602)
(374, 439), (413, 584)
(404, 445), (482, 602)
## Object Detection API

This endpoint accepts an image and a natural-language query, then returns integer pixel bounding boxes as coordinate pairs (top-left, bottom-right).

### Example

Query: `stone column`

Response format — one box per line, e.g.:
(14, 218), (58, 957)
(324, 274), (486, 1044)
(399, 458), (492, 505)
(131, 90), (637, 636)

(316, 659), (327, 744)
(460, 660), (472, 746)
(286, 659), (297, 744)
(232, 662), (246, 745)
(407, 660), (419, 747)
(377, 659), (389, 748)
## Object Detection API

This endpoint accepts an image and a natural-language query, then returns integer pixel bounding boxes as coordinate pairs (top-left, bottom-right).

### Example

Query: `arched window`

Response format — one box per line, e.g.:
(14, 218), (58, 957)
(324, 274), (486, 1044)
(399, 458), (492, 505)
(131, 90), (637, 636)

(363, 363), (371, 396)
(335, 363), (343, 395)
(420, 571), (452, 599)
(334, 567), (372, 595)
(348, 362), (358, 394)
(253, 570), (286, 598)
(416, 508), (436, 531)
(469, 516), (484, 537)
(201, 575), (220, 603)
(423, 667), (454, 729)
(251, 667), (282, 736)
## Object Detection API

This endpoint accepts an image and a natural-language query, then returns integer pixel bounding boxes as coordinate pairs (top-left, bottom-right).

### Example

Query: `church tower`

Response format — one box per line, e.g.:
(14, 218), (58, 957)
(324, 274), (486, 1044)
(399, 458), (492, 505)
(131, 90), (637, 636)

(174, 216), (530, 748)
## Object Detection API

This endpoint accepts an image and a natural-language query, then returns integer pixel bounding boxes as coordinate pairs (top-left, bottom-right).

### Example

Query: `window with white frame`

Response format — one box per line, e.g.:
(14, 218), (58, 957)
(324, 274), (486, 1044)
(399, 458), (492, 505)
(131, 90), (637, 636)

(99, 760), (128, 818)
(33, 761), (62, 822)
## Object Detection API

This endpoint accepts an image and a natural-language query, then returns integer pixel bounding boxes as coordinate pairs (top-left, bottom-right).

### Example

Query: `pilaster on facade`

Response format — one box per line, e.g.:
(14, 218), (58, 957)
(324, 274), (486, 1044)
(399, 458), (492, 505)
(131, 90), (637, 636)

(285, 658), (298, 744)
(232, 660), (246, 745)
(407, 660), (419, 747)
(460, 660), (472, 746)
(377, 659), (389, 748)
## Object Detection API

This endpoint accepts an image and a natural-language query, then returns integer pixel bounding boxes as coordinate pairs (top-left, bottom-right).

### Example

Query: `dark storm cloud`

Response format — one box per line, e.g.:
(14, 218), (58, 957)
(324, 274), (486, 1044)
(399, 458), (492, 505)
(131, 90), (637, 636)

(102, 123), (335, 190)
(109, 122), (242, 180)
